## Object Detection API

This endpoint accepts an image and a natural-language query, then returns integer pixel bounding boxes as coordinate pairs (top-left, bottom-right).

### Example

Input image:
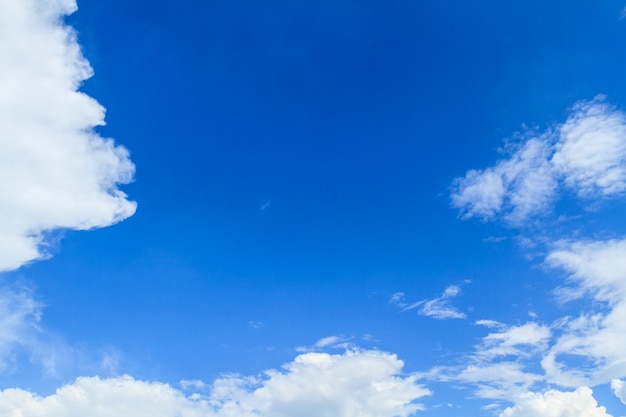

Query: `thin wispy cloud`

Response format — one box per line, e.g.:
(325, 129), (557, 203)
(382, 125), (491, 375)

(391, 285), (467, 320)
(296, 335), (352, 352)
(259, 200), (271, 211)
(0, 284), (42, 373)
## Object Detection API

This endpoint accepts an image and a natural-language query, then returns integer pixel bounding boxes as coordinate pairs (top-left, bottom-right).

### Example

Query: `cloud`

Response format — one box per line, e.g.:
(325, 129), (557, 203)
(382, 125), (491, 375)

(499, 387), (612, 417)
(457, 362), (544, 401)
(393, 285), (466, 320)
(547, 239), (626, 304)
(611, 379), (626, 404)
(451, 96), (626, 224)
(0, 282), (125, 380)
(259, 200), (271, 211)
(296, 335), (353, 353)
(0, 0), (136, 271)
(0, 350), (431, 417)
(427, 236), (626, 405)
(434, 323), (550, 400)
(553, 98), (626, 197)
(541, 238), (626, 387)
(452, 136), (556, 223)
(0, 284), (42, 373)
(477, 322), (551, 360)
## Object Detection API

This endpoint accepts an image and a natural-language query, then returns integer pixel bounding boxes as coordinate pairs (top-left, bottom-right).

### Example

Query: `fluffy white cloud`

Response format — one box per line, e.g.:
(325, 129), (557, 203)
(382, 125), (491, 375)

(451, 96), (626, 223)
(0, 350), (431, 417)
(0, 375), (211, 417)
(499, 387), (612, 417)
(610, 379), (626, 404)
(553, 98), (626, 197)
(0, 0), (136, 271)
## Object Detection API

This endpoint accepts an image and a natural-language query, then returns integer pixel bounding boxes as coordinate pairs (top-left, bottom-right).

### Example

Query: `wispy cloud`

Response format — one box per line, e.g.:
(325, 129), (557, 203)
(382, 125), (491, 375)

(296, 335), (352, 352)
(0, 282), (121, 379)
(0, 284), (42, 373)
(391, 285), (467, 320)
(0, 0), (136, 271)
(451, 96), (626, 224)
(542, 238), (626, 387)
(247, 320), (264, 329)
(259, 200), (271, 211)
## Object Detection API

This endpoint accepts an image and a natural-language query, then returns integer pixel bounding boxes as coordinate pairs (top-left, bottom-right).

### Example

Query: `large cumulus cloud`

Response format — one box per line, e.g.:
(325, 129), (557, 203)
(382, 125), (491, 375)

(0, 0), (136, 271)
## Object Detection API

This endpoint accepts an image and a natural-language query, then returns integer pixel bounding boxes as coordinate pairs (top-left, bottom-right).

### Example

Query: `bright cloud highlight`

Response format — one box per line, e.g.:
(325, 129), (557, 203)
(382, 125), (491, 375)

(0, 0), (136, 271)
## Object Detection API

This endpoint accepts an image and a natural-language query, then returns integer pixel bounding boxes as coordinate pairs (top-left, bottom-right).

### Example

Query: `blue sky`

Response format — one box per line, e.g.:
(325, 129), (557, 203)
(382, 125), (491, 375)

(2, 0), (626, 416)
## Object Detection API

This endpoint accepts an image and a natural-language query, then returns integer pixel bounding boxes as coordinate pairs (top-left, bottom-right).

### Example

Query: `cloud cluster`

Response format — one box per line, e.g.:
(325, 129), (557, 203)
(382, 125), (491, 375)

(0, 350), (430, 417)
(448, 96), (626, 413)
(451, 96), (626, 224)
(0, 0), (136, 271)
(437, 239), (626, 407)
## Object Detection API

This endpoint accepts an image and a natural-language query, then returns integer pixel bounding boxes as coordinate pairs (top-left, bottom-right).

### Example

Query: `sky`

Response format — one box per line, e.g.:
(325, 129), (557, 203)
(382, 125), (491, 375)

(2, 0), (626, 416)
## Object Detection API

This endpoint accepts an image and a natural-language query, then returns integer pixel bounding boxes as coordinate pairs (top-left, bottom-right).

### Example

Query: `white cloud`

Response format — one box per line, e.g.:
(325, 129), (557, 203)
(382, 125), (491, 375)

(611, 379), (626, 404)
(547, 239), (626, 304)
(0, 0), (136, 271)
(0, 350), (431, 417)
(451, 96), (626, 224)
(499, 387), (612, 417)
(392, 286), (466, 319)
(430, 237), (626, 402)
(478, 322), (551, 359)
(0, 375), (212, 417)
(313, 335), (347, 348)
(451, 136), (556, 223)
(435, 323), (550, 400)
(410, 285), (466, 320)
(553, 98), (626, 197)
(475, 319), (505, 329)
(458, 362), (544, 401)
(540, 238), (626, 387)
